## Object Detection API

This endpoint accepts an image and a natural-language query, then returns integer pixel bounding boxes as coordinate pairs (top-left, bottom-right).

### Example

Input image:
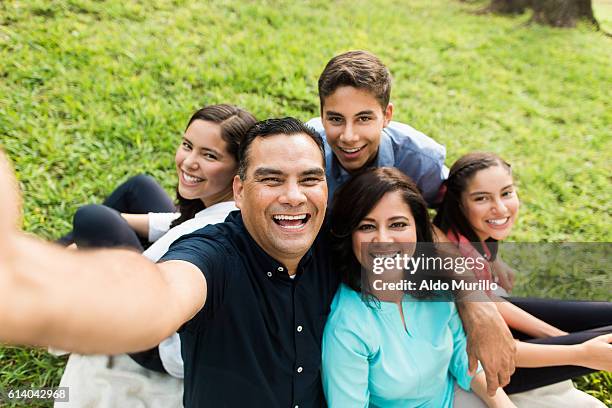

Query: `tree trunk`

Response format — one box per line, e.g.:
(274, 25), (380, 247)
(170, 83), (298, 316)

(486, 0), (531, 14)
(530, 0), (599, 28)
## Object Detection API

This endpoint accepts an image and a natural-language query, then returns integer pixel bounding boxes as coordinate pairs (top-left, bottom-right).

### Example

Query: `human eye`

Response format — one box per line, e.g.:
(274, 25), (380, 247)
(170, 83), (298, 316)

(326, 116), (344, 125)
(357, 223), (375, 231)
(301, 176), (323, 186)
(357, 115), (373, 123)
(473, 195), (488, 202)
(203, 152), (218, 160)
(181, 141), (192, 150)
(502, 189), (514, 198)
(390, 221), (408, 229)
(261, 177), (282, 184)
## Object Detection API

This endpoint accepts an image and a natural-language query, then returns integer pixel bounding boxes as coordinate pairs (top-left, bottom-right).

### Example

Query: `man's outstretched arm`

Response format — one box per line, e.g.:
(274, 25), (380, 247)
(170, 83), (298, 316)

(0, 150), (206, 354)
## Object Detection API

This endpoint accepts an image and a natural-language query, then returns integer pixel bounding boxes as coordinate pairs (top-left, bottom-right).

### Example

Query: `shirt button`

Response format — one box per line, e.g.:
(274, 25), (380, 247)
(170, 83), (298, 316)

(297, 325), (303, 332)
(297, 366), (303, 373)
(294, 406), (299, 408)
(277, 266), (284, 272)
(267, 271), (272, 277)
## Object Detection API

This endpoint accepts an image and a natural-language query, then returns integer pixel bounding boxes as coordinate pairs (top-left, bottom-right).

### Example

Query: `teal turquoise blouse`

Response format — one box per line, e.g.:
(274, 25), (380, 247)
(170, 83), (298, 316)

(322, 284), (476, 408)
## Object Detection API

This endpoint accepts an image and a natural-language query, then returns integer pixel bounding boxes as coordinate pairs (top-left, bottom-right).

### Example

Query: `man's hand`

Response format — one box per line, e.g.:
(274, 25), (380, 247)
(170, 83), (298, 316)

(458, 301), (516, 396)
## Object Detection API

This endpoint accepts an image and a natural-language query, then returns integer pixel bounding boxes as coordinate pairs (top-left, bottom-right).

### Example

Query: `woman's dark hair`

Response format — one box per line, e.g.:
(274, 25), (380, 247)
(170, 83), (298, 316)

(171, 104), (257, 227)
(330, 167), (441, 300)
(433, 152), (512, 260)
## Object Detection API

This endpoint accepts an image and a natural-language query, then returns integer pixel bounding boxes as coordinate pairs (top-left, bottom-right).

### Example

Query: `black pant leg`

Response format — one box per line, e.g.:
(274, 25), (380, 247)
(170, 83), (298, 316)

(57, 174), (175, 246)
(103, 174), (175, 214)
(505, 325), (612, 394)
(72, 204), (144, 250)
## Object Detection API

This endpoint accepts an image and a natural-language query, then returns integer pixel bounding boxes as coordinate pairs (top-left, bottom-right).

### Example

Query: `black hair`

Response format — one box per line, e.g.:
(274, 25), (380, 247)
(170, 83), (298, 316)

(237, 117), (325, 180)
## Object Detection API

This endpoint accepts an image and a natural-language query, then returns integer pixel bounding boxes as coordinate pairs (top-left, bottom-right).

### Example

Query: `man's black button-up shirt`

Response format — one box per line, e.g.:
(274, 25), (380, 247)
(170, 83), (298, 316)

(160, 211), (340, 408)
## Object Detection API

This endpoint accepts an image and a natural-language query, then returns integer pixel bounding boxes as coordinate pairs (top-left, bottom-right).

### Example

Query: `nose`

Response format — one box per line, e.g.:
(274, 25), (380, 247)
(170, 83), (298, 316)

(280, 181), (306, 207)
(492, 197), (508, 214)
(339, 122), (359, 144)
(183, 152), (199, 169)
(372, 228), (391, 243)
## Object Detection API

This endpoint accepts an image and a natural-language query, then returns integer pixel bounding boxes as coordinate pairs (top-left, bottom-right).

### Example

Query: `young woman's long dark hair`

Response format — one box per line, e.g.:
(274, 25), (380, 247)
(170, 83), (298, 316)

(330, 167), (443, 300)
(433, 152), (512, 260)
(170, 104), (257, 228)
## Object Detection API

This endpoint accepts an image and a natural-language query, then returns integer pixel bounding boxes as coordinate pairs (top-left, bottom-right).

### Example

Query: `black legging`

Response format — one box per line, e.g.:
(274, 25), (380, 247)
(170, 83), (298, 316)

(504, 297), (612, 394)
(58, 174), (175, 249)
(59, 174), (175, 373)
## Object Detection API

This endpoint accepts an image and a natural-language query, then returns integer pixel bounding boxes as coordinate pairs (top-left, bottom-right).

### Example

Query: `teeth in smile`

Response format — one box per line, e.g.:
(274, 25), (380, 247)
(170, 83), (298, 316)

(183, 172), (203, 183)
(487, 218), (509, 225)
(273, 214), (307, 221)
(371, 251), (401, 258)
(280, 224), (304, 230)
(341, 146), (363, 153)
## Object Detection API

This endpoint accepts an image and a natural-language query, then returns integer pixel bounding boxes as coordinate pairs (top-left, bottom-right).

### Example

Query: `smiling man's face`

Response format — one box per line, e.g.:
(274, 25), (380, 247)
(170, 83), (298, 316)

(233, 133), (327, 269)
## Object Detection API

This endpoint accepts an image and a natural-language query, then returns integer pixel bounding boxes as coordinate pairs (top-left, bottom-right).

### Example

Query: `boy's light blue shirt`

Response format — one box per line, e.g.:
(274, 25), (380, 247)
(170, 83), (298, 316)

(306, 118), (448, 206)
(322, 284), (475, 408)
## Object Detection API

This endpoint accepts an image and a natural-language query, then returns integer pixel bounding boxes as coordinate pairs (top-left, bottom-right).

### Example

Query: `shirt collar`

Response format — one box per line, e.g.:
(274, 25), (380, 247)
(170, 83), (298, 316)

(229, 211), (314, 280)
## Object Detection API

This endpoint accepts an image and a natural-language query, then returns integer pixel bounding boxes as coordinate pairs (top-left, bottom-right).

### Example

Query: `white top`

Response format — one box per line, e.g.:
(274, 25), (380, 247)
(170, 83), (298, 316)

(143, 200), (238, 378)
(148, 212), (181, 242)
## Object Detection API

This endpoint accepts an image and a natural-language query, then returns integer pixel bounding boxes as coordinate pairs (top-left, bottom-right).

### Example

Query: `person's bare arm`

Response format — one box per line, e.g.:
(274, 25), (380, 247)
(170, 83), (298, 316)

(470, 372), (516, 408)
(120, 213), (150, 238)
(495, 299), (567, 338)
(457, 301), (516, 396)
(0, 150), (205, 354)
(515, 334), (612, 370)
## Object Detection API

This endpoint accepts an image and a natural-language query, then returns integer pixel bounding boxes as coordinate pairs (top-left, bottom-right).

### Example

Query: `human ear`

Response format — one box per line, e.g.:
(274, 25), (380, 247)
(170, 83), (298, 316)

(383, 103), (394, 126)
(232, 175), (244, 209)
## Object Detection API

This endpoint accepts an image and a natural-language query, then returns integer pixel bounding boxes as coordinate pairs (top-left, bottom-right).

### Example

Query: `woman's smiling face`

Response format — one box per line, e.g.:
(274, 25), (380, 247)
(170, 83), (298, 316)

(175, 120), (238, 206)
(351, 191), (417, 267)
(461, 165), (519, 242)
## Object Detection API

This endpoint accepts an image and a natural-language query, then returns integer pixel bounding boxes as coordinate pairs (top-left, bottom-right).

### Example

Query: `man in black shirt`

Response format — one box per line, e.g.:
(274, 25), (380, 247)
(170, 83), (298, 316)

(161, 118), (338, 407)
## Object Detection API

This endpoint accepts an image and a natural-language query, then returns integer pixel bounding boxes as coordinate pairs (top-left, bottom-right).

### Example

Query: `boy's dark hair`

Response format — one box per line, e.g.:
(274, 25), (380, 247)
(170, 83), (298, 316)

(237, 117), (325, 180)
(171, 104), (257, 228)
(433, 152), (512, 260)
(318, 50), (392, 111)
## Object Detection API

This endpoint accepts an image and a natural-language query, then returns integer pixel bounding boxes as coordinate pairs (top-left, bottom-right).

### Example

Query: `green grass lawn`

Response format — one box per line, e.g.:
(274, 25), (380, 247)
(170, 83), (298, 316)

(1, 0), (611, 406)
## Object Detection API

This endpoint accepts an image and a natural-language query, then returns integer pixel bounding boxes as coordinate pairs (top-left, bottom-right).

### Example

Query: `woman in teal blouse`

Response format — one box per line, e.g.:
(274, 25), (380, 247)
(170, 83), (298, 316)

(322, 167), (515, 407)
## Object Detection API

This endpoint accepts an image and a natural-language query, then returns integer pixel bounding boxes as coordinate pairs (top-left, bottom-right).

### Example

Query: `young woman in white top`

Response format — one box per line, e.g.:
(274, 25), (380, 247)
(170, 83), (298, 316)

(57, 104), (256, 255)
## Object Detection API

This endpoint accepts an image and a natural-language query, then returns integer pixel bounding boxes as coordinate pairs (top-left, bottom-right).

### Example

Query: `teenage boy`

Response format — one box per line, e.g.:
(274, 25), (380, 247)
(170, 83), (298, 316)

(307, 50), (446, 206)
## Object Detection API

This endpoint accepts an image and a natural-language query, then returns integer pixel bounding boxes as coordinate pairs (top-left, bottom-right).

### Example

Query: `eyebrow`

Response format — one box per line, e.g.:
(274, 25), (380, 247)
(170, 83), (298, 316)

(325, 110), (375, 117)
(253, 167), (325, 178)
(301, 168), (325, 177)
(253, 168), (284, 177)
(360, 215), (410, 222)
(469, 184), (514, 196)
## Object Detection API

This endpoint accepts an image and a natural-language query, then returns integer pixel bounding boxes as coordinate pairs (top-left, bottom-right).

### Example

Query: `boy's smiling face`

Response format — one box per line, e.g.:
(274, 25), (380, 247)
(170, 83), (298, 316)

(321, 86), (393, 173)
